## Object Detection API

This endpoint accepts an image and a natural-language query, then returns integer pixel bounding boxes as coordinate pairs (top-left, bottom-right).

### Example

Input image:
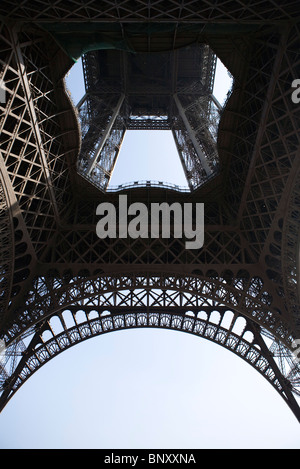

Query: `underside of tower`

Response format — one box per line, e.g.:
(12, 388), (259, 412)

(77, 43), (219, 191)
(1, 1), (300, 424)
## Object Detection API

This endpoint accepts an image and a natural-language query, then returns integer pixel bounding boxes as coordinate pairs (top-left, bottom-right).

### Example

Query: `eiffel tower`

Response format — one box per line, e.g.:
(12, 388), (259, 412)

(1, 1), (300, 427)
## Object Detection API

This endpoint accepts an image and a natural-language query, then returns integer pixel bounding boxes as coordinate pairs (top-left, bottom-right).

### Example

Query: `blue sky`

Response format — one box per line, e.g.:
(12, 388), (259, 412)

(0, 56), (300, 449)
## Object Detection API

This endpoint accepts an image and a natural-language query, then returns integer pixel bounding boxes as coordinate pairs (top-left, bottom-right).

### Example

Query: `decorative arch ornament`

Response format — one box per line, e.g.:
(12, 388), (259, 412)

(1, 271), (300, 420)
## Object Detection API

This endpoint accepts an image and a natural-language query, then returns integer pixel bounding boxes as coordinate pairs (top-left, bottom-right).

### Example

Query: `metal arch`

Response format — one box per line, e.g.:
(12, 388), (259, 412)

(1, 305), (300, 422)
(2, 268), (300, 419)
(2, 270), (294, 346)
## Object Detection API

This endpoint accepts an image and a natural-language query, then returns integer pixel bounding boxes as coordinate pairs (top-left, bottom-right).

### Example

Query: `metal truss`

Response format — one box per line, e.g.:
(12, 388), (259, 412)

(77, 90), (220, 192)
(76, 44), (219, 192)
(0, 1), (298, 23)
(77, 93), (126, 190)
(0, 155), (13, 321)
(1, 270), (292, 342)
(1, 1), (300, 424)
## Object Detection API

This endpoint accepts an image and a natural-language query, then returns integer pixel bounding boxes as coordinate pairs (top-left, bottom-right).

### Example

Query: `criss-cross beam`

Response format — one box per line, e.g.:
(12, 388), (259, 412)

(0, 20), (79, 319)
(0, 1), (299, 24)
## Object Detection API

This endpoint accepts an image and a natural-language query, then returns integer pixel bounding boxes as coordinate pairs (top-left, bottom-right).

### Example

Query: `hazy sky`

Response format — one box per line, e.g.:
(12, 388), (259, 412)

(1, 55), (300, 449)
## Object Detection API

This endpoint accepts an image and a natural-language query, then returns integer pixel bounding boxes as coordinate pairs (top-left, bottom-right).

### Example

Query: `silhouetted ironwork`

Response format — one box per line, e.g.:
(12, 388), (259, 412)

(1, 1), (300, 423)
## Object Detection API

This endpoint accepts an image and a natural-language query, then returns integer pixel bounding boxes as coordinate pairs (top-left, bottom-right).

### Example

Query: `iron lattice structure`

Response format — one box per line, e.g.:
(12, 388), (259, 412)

(77, 43), (218, 191)
(0, 1), (300, 423)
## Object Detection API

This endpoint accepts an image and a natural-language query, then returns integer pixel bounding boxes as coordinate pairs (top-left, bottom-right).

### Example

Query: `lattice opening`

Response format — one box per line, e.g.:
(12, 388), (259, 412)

(65, 48), (233, 193)
(108, 129), (189, 190)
